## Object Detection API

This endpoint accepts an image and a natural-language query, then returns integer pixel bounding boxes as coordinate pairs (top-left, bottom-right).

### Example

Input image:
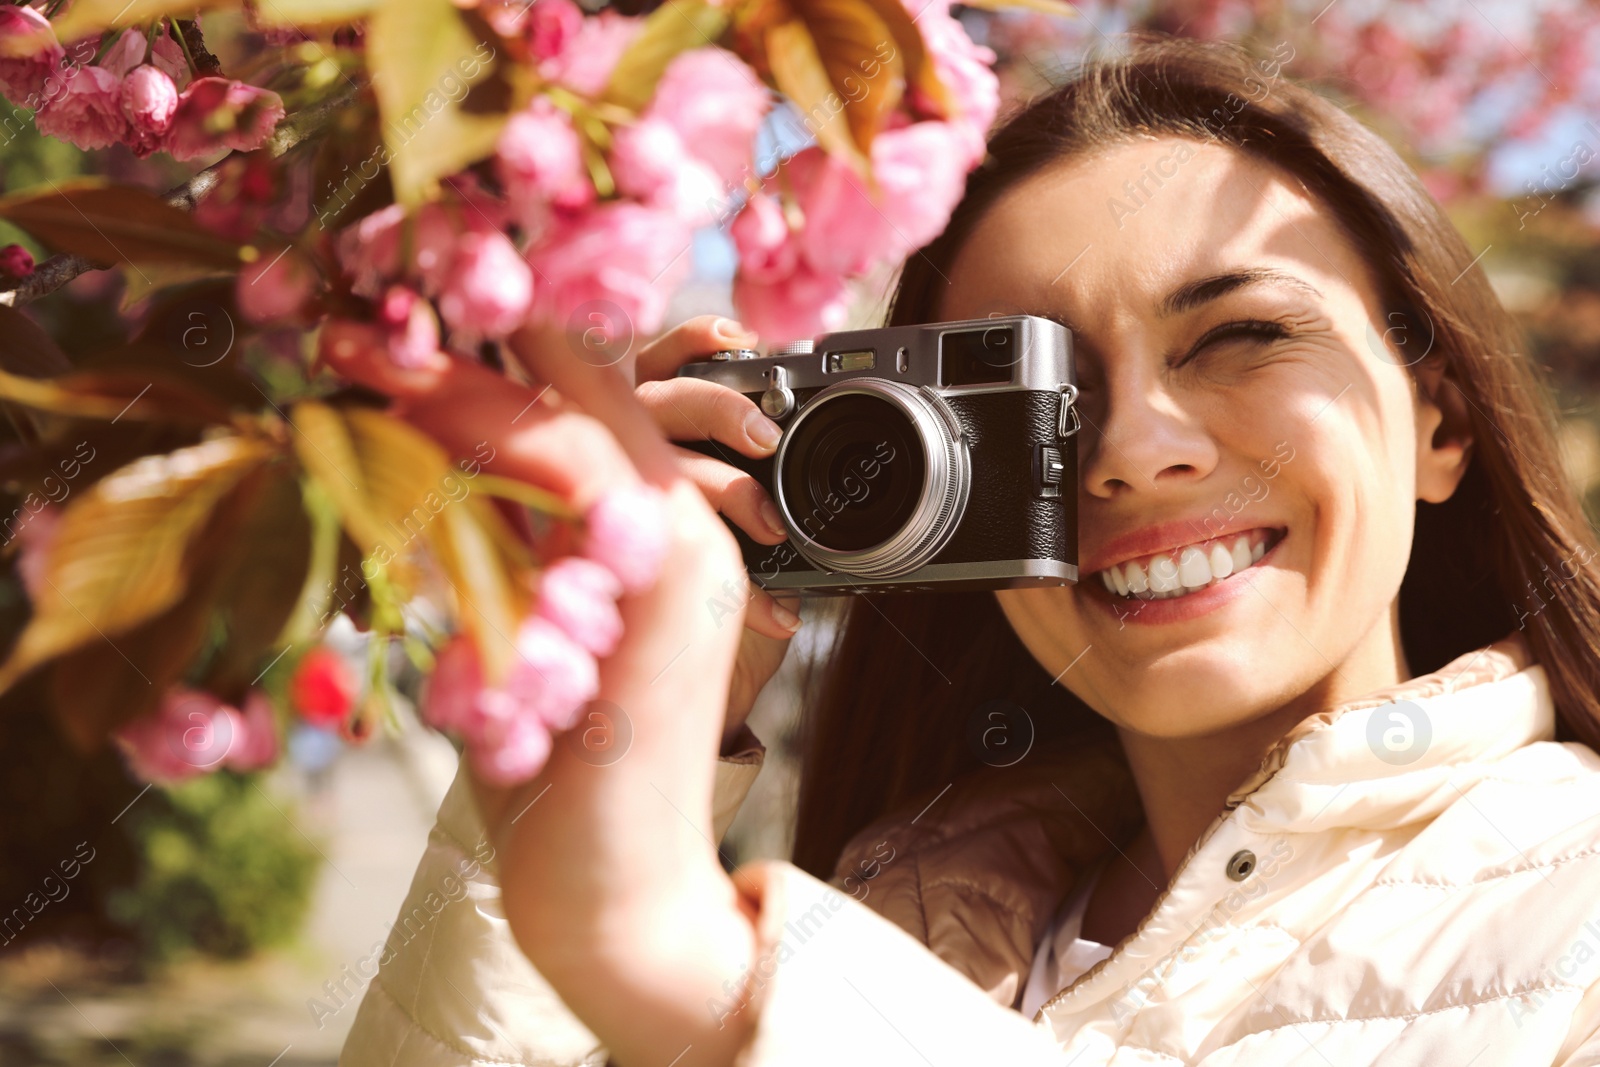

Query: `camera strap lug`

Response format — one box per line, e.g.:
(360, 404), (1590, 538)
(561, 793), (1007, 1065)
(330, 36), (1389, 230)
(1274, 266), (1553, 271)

(1056, 382), (1081, 439)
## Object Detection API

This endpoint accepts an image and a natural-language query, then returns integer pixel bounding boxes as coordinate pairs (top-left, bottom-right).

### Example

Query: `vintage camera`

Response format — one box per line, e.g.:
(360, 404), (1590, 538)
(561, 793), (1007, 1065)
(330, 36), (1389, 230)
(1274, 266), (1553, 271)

(673, 314), (1081, 595)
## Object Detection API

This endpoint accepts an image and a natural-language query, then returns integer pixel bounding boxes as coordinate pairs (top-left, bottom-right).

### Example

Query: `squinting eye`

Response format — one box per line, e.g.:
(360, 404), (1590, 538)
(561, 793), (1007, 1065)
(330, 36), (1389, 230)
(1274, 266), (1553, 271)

(1181, 320), (1290, 366)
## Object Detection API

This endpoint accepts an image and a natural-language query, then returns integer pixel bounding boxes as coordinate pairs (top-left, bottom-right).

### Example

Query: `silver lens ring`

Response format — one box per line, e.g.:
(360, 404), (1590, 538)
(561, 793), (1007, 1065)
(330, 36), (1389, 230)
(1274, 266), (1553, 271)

(772, 379), (970, 579)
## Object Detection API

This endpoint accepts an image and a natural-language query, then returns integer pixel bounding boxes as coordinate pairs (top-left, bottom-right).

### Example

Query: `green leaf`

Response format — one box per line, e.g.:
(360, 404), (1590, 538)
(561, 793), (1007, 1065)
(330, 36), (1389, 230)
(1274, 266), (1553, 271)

(249, 0), (379, 25)
(603, 0), (732, 111)
(49, 0), (230, 43)
(365, 0), (510, 207)
(0, 180), (249, 271)
(0, 434), (279, 696)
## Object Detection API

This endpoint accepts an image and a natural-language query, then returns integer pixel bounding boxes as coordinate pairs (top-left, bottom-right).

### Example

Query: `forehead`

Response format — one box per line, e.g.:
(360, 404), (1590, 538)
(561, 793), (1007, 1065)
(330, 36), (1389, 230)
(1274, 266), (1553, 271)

(939, 138), (1365, 324)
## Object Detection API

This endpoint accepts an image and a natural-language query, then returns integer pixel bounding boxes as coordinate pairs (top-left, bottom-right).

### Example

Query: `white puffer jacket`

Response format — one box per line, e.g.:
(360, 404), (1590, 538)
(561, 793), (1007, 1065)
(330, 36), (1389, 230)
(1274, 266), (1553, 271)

(340, 630), (1600, 1066)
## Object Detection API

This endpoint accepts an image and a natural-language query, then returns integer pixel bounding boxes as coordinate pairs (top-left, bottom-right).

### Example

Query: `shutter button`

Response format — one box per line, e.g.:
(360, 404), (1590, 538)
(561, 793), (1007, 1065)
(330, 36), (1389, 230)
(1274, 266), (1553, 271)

(1225, 849), (1256, 881)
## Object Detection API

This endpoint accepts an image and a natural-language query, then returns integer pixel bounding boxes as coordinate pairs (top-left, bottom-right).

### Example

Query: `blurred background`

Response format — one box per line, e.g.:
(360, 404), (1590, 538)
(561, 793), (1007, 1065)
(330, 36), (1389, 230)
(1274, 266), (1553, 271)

(1, 0), (1598, 1062)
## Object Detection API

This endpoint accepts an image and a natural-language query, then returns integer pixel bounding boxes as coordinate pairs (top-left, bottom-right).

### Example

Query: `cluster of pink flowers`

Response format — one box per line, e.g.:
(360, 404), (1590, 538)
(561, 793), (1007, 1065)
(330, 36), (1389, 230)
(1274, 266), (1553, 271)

(109, 646), (358, 786)
(729, 0), (998, 342)
(421, 483), (668, 786)
(0, 8), (283, 160)
(115, 688), (280, 785)
(328, 1), (771, 357)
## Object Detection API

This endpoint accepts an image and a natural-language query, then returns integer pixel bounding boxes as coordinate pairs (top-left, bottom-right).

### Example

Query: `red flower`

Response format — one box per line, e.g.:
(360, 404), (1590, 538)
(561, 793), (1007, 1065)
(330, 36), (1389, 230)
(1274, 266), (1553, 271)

(290, 647), (357, 728)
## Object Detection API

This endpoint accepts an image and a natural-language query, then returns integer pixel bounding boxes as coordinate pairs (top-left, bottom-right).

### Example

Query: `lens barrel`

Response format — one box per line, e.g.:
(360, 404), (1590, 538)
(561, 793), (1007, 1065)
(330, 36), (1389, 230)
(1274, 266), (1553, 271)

(773, 380), (970, 578)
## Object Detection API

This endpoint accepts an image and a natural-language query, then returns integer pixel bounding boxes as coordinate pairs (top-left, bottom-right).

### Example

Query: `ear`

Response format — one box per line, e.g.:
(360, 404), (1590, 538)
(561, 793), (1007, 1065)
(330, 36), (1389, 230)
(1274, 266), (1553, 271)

(1413, 352), (1474, 504)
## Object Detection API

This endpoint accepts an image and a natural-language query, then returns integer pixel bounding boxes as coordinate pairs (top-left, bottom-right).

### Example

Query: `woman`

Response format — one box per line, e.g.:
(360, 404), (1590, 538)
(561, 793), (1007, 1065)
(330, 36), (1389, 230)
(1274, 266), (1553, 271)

(333, 36), (1600, 1066)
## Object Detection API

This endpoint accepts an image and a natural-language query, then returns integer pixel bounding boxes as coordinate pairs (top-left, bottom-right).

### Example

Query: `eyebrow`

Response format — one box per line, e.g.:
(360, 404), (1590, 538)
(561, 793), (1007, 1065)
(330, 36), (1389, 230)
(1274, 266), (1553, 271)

(1158, 267), (1323, 317)
(1014, 267), (1324, 335)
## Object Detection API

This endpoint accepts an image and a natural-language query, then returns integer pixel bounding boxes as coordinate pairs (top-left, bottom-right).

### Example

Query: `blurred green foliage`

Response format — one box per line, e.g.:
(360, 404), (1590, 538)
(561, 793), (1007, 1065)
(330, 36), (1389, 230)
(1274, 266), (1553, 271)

(105, 771), (321, 964)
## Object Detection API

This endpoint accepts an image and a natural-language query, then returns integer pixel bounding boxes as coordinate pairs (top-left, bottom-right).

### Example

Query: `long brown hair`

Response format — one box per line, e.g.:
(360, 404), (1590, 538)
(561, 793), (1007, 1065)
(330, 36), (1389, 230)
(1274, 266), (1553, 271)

(788, 34), (1600, 881)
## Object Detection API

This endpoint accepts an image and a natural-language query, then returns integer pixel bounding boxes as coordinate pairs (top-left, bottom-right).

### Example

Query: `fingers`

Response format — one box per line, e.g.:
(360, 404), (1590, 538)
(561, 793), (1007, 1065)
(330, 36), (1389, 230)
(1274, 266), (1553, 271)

(639, 377), (784, 457)
(509, 322), (682, 490)
(745, 586), (803, 640)
(635, 314), (760, 383)
(671, 444), (789, 546)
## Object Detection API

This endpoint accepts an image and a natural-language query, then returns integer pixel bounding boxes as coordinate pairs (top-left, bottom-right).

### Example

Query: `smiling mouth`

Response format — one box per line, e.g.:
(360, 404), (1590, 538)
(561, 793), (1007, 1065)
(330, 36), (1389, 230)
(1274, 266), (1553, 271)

(1092, 527), (1287, 602)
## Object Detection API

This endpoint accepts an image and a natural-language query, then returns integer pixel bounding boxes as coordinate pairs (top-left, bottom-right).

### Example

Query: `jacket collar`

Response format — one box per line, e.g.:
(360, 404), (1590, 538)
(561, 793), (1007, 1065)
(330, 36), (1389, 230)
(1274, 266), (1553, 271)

(830, 629), (1551, 1007)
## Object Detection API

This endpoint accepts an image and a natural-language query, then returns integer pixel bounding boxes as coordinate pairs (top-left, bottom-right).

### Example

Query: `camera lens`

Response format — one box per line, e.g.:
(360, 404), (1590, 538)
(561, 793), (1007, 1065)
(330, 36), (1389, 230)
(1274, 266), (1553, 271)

(779, 393), (924, 552)
(773, 380), (970, 579)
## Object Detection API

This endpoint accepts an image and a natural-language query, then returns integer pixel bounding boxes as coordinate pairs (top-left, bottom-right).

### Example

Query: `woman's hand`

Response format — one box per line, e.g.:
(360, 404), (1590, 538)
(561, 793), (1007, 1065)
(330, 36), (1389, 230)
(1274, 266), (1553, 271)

(317, 319), (760, 1067)
(631, 315), (804, 746)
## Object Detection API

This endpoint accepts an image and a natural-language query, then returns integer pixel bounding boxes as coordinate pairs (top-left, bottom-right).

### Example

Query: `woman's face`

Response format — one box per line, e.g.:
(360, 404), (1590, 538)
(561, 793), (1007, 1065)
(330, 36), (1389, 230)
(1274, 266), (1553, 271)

(941, 138), (1473, 740)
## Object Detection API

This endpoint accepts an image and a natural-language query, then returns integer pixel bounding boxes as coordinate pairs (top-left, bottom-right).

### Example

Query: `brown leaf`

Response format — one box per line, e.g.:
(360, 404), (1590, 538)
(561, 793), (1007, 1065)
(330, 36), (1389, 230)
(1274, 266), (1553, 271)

(0, 180), (249, 271)
(0, 435), (279, 695)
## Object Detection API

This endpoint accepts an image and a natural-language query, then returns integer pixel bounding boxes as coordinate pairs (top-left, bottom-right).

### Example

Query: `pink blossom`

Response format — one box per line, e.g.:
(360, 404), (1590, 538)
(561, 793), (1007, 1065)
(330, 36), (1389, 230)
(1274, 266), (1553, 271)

(236, 248), (316, 325)
(376, 286), (441, 369)
(115, 688), (243, 785)
(535, 555), (624, 656)
(732, 260), (852, 346)
(422, 634), (482, 734)
(789, 122), (969, 278)
(0, 6), (65, 106)
(526, 201), (693, 339)
(524, 0), (584, 62)
(34, 64), (129, 151)
(336, 202), (459, 299)
(164, 77), (285, 161)
(730, 192), (799, 283)
(536, 7), (641, 98)
(610, 116), (725, 226)
(503, 614), (599, 732)
(149, 29), (190, 90)
(99, 28), (147, 79)
(437, 230), (535, 346)
(224, 690), (281, 772)
(0, 243), (34, 280)
(497, 96), (593, 237)
(467, 711), (552, 787)
(647, 47), (768, 189)
(907, 0), (998, 167)
(121, 65), (179, 157)
(581, 482), (669, 595)
(421, 621), (592, 786)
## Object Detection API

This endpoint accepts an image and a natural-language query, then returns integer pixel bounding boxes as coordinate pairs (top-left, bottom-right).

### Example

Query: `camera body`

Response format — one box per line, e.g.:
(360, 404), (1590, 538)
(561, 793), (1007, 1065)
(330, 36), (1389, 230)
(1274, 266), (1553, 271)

(673, 314), (1081, 595)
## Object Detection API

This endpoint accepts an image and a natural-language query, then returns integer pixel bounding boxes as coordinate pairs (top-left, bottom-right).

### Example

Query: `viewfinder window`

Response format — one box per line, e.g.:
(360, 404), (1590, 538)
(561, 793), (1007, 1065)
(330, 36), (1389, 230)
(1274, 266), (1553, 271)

(828, 349), (876, 373)
(941, 326), (1017, 386)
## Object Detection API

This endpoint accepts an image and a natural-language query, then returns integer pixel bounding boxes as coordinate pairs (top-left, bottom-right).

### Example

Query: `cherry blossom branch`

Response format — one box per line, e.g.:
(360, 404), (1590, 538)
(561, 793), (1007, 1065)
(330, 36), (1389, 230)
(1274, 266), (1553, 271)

(0, 84), (359, 307)
(175, 18), (224, 78)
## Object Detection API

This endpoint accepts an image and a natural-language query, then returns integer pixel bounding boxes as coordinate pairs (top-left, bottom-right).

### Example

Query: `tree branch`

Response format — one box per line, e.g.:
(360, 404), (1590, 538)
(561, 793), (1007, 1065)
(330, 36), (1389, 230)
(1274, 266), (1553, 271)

(0, 84), (362, 307)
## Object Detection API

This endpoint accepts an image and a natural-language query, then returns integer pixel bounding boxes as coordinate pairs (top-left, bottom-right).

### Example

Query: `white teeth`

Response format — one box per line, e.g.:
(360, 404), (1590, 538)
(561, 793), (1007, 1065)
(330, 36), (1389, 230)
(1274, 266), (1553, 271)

(1147, 555), (1181, 593)
(1177, 545), (1211, 588)
(1097, 529), (1279, 603)
(1231, 537), (1252, 572)
(1109, 565), (1129, 596)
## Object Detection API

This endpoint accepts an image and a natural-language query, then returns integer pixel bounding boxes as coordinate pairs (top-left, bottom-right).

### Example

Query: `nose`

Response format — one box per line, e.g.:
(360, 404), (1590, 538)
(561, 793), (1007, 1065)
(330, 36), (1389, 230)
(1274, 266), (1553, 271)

(1080, 361), (1219, 499)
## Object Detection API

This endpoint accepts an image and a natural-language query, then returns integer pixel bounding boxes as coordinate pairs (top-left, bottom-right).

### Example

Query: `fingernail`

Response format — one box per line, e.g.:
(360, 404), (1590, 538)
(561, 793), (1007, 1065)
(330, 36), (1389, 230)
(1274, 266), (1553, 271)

(758, 498), (787, 538)
(771, 599), (802, 632)
(744, 409), (783, 450)
(714, 317), (755, 344)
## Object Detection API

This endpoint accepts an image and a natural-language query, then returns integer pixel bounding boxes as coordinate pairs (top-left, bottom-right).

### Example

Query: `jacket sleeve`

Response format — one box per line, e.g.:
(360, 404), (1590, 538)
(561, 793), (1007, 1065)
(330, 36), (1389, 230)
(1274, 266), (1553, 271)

(338, 726), (767, 1067)
(721, 859), (1070, 1066)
